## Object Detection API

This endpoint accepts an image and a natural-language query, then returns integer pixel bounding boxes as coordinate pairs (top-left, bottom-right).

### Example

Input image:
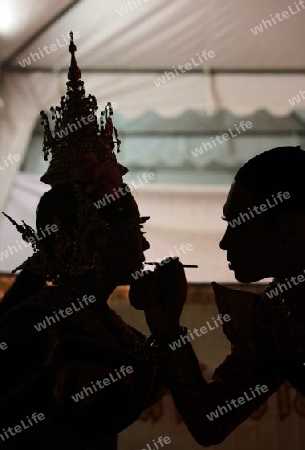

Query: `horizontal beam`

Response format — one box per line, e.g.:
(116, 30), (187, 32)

(4, 66), (305, 75)
(34, 130), (305, 137)
(118, 130), (305, 136)
(118, 131), (305, 139)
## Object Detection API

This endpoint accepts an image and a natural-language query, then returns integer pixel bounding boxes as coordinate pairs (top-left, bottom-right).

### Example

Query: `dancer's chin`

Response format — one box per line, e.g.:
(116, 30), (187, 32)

(234, 274), (252, 283)
(119, 265), (146, 286)
(233, 269), (261, 283)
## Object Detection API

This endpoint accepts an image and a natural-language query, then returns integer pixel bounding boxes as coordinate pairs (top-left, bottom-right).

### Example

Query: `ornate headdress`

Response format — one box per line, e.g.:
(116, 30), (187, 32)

(2, 32), (148, 284)
(39, 31), (126, 187)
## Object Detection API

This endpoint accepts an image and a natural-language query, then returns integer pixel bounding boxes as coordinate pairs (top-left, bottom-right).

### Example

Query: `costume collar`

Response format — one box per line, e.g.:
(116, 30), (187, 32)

(211, 282), (259, 351)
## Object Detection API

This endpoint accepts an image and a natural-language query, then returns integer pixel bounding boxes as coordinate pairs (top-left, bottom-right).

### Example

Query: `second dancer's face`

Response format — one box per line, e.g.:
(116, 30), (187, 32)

(219, 181), (292, 283)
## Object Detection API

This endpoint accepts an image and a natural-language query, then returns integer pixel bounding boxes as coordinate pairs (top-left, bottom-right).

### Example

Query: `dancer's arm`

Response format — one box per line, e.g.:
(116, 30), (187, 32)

(148, 336), (283, 447)
(130, 258), (284, 446)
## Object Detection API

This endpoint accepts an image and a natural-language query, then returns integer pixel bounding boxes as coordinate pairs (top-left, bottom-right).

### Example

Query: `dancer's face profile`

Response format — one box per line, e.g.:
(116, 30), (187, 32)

(219, 180), (305, 283)
(97, 194), (150, 285)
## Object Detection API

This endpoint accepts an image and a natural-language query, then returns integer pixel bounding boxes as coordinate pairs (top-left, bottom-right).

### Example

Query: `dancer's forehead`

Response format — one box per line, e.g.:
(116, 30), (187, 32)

(223, 181), (259, 220)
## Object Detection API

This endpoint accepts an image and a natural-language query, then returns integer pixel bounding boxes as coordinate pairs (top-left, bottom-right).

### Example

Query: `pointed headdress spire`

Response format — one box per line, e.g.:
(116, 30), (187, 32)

(39, 31), (125, 186)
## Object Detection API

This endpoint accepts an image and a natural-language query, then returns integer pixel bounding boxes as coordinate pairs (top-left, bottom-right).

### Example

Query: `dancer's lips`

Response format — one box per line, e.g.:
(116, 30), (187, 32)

(227, 258), (234, 269)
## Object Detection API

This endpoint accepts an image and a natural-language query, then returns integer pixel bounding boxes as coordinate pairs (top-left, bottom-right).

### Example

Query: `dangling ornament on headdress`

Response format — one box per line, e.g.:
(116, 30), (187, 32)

(2, 31), (148, 284)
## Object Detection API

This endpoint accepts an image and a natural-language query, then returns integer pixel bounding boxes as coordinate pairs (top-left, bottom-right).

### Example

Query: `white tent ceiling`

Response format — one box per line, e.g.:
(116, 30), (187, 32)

(1, 0), (305, 117)
(1, 0), (304, 68)
(0, 1), (304, 199)
(0, 0), (304, 279)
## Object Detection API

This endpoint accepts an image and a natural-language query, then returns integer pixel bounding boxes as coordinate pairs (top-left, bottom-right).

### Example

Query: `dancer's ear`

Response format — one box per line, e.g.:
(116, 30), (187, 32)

(80, 227), (109, 264)
(273, 211), (305, 250)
